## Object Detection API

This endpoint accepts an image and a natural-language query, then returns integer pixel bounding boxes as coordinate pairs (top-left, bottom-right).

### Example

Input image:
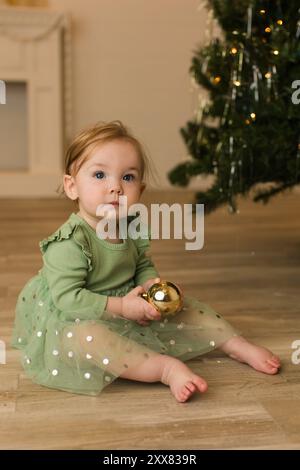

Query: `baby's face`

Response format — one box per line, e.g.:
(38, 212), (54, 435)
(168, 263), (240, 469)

(71, 139), (145, 224)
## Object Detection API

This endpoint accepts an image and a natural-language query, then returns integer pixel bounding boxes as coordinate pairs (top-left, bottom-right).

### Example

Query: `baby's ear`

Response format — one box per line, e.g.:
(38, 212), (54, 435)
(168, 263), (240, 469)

(63, 174), (78, 201)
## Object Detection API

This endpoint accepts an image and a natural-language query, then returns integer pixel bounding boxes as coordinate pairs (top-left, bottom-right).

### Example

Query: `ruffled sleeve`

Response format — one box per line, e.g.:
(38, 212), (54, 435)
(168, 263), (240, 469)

(39, 222), (93, 273)
(39, 221), (108, 321)
(132, 225), (159, 286)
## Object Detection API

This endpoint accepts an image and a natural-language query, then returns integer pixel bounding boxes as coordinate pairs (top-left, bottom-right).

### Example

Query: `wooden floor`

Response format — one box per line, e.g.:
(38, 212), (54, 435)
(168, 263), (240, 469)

(0, 191), (299, 450)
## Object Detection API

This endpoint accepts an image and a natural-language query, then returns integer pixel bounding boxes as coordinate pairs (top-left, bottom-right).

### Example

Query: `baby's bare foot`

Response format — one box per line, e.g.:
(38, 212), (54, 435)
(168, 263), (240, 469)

(161, 357), (208, 403)
(221, 335), (281, 375)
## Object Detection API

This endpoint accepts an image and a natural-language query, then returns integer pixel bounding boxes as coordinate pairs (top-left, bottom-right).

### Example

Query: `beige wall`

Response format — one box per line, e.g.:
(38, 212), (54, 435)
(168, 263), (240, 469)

(49, 0), (208, 189)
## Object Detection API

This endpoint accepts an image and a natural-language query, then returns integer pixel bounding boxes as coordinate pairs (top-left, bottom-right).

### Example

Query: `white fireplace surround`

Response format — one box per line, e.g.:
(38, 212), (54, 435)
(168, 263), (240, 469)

(0, 6), (71, 197)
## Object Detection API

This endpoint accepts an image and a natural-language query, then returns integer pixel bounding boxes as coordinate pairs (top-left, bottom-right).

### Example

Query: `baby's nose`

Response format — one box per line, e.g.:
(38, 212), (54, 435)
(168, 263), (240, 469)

(110, 187), (121, 194)
(109, 182), (123, 194)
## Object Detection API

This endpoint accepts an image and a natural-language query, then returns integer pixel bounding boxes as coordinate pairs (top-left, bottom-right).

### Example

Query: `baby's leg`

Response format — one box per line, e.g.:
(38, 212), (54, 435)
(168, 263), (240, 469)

(119, 352), (208, 403)
(219, 335), (281, 374)
(66, 322), (207, 403)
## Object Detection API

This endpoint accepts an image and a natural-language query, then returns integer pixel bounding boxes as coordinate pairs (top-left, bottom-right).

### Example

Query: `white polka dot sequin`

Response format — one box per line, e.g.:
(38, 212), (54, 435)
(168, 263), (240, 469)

(86, 353), (92, 359)
(84, 372), (91, 380)
(52, 350), (59, 356)
(36, 331), (42, 337)
(68, 351), (74, 358)
(209, 340), (216, 347)
(55, 330), (59, 336)
(67, 332), (73, 338)
(18, 337), (22, 343)
(75, 318), (80, 324)
(38, 300), (44, 307)
(169, 339), (176, 346)
(102, 358), (109, 365)
(86, 335), (93, 342)
(177, 323), (184, 330)
(104, 376), (111, 383)
(26, 358), (31, 364)
(52, 369), (58, 376)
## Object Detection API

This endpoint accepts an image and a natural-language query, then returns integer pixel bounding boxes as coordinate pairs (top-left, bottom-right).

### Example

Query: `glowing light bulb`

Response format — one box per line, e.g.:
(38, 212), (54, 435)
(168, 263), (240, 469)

(265, 27), (271, 33)
(231, 47), (238, 54)
(273, 50), (279, 55)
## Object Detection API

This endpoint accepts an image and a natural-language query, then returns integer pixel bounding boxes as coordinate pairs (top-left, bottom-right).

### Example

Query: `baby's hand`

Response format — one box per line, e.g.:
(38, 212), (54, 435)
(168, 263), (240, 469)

(121, 286), (161, 325)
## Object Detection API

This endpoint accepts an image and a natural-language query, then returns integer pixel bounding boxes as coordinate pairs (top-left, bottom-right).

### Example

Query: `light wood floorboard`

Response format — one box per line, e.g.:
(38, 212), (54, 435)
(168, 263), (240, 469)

(0, 191), (299, 449)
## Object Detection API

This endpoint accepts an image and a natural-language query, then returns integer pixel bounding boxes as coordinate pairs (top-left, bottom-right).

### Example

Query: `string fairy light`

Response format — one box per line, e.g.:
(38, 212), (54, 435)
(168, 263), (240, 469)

(246, 5), (253, 38)
(252, 65), (260, 102)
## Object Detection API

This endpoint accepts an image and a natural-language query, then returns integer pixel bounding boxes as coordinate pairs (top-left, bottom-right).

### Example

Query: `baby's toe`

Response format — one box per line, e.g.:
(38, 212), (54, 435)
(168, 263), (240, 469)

(267, 356), (281, 368)
(192, 376), (208, 393)
(272, 355), (281, 365)
(185, 381), (196, 393)
(178, 384), (195, 403)
(264, 362), (279, 374)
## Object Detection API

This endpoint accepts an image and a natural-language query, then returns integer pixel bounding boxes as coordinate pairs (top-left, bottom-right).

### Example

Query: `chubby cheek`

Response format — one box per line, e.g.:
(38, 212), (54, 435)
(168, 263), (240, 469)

(126, 186), (143, 204)
(79, 184), (103, 207)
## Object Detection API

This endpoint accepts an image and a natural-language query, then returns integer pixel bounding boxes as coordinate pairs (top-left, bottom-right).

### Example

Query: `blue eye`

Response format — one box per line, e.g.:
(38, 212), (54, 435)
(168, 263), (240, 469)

(94, 171), (105, 179)
(123, 174), (135, 181)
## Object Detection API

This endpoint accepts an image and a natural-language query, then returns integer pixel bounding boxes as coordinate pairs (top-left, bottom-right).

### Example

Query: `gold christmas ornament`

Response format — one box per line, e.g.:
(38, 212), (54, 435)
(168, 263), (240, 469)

(213, 76), (221, 84)
(141, 280), (183, 317)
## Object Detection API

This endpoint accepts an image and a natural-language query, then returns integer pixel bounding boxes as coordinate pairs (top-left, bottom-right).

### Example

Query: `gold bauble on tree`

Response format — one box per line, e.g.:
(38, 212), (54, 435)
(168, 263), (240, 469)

(141, 280), (183, 318)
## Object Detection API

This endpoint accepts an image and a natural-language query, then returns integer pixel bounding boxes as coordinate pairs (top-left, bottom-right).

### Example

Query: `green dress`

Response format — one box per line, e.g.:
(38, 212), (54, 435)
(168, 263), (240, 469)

(11, 212), (238, 395)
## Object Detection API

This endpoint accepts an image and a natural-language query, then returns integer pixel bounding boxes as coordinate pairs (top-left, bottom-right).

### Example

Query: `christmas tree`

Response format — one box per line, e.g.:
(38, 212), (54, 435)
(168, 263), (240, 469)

(168, 0), (300, 213)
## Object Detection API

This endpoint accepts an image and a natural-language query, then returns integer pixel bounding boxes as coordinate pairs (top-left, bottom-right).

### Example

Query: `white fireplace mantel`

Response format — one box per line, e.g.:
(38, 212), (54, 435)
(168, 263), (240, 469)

(0, 6), (71, 197)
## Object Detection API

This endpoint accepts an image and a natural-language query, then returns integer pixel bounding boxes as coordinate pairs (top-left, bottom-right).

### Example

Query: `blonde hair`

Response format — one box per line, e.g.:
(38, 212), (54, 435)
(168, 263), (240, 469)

(57, 120), (158, 197)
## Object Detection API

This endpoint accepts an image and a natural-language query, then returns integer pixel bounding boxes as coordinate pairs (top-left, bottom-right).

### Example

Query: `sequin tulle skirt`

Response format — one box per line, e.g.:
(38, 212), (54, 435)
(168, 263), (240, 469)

(11, 275), (239, 395)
